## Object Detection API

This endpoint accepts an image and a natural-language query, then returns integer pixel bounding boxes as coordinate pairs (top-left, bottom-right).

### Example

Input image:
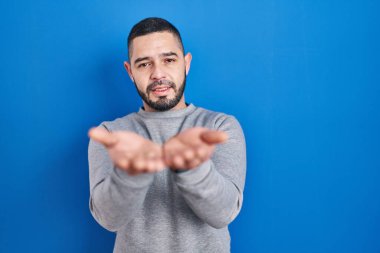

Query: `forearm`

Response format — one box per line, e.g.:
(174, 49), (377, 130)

(172, 160), (242, 229)
(88, 136), (154, 232)
(90, 168), (153, 231)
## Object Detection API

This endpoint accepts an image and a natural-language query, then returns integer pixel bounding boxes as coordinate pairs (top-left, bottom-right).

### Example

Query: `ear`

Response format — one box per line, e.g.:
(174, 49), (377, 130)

(124, 61), (134, 82)
(184, 53), (192, 76)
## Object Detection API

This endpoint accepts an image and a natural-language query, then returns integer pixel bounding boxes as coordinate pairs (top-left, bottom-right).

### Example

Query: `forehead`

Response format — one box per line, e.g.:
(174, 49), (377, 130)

(129, 32), (182, 60)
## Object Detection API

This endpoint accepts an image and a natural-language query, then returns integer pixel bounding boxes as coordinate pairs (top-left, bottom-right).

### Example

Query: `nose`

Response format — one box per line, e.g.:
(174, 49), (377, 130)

(150, 64), (166, 80)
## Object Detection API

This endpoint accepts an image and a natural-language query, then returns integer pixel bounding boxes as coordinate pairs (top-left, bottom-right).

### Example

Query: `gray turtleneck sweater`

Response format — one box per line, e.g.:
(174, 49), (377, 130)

(88, 104), (246, 253)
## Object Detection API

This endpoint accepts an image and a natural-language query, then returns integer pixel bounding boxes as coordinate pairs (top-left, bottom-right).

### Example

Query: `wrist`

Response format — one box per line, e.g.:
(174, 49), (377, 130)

(172, 168), (188, 173)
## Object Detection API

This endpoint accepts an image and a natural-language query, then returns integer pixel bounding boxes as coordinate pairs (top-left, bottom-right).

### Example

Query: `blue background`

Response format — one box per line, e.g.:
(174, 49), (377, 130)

(1, 0), (379, 252)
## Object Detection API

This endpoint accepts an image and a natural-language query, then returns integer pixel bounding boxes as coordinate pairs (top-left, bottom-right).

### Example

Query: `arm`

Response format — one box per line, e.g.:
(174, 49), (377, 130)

(165, 116), (246, 229)
(88, 125), (164, 231)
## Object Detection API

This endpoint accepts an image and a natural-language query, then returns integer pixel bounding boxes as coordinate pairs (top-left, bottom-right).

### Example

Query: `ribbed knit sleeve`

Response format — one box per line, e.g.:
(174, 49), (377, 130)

(172, 116), (246, 228)
(88, 124), (154, 232)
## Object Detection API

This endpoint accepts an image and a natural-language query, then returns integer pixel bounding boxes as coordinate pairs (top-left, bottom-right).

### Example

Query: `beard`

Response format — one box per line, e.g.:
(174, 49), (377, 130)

(134, 72), (186, 112)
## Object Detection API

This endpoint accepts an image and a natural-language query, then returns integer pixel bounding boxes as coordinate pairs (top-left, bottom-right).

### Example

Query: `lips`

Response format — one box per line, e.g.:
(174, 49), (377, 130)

(152, 86), (170, 92)
(151, 85), (171, 96)
(148, 79), (176, 97)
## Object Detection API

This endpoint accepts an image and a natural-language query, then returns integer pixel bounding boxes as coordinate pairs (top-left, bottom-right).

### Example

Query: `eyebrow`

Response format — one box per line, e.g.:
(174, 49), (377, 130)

(161, 51), (178, 57)
(134, 57), (150, 65)
(133, 51), (179, 65)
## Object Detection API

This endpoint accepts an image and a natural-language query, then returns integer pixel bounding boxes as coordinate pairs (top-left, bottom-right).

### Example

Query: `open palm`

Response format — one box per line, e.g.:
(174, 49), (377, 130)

(163, 127), (228, 170)
(89, 127), (165, 175)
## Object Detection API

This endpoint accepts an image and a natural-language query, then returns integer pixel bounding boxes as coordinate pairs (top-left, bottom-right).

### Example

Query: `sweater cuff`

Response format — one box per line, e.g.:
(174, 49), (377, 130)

(172, 160), (212, 185)
(111, 166), (154, 188)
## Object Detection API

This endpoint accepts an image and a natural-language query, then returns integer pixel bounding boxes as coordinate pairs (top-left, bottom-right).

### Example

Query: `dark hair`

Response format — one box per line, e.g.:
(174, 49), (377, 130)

(127, 17), (185, 59)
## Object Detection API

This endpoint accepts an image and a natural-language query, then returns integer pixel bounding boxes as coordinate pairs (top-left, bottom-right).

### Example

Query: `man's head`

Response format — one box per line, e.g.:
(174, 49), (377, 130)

(124, 17), (192, 112)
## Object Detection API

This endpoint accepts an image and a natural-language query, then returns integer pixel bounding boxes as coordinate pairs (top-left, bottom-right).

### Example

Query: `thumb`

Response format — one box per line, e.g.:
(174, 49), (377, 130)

(200, 130), (228, 144)
(88, 127), (118, 147)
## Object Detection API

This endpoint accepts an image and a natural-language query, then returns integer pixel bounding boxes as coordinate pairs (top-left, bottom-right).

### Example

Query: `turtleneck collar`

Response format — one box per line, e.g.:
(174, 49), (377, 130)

(137, 103), (197, 119)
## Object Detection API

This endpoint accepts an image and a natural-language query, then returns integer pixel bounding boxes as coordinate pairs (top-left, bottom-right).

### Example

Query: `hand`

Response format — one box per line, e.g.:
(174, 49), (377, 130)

(88, 127), (165, 175)
(163, 127), (228, 171)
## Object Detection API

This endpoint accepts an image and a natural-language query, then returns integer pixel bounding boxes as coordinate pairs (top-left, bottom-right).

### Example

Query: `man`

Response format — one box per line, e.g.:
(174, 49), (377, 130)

(88, 17), (246, 252)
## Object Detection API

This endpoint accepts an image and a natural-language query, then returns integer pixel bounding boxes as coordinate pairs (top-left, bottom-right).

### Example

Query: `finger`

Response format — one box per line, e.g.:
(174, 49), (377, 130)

(163, 152), (174, 167)
(173, 155), (185, 169)
(145, 160), (156, 172)
(132, 158), (146, 171)
(182, 149), (195, 160)
(88, 127), (118, 147)
(116, 158), (130, 170)
(155, 160), (166, 171)
(150, 156), (165, 171)
(200, 130), (228, 144)
(195, 146), (208, 159)
(187, 158), (201, 169)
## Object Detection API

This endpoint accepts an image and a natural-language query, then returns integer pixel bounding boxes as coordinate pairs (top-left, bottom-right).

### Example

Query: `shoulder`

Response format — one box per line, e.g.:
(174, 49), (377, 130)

(193, 106), (242, 131)
(97, 112), (140, 132)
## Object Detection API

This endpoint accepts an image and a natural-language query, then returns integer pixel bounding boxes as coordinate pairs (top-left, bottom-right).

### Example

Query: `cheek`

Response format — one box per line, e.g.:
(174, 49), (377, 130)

(131, 68), (148, 81)
(168, 66), (185, 81)
(133, 76), (149, 89)
(174, 71), (186, 85)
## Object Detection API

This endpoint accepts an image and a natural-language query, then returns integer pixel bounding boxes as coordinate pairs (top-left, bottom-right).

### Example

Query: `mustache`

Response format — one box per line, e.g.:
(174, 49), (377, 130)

(147, 80), (177, 93)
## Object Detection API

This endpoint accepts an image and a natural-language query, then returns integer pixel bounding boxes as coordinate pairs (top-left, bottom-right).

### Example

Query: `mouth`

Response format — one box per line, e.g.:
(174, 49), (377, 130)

(151, 86), (172, 96)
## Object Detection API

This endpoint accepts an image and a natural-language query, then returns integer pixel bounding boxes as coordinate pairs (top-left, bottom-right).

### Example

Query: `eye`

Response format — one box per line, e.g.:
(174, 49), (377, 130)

(138, 62), (150, 68)
(165, 58), (176, 63)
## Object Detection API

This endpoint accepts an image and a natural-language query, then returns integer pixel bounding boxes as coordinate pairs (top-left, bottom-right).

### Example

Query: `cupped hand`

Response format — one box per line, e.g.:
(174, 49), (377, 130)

(163, 127), (228, 171)
(89, 127), (165, 175)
